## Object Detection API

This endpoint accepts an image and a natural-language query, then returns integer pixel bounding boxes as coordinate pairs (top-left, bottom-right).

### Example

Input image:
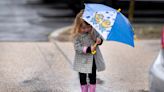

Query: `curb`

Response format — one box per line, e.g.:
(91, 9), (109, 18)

(48, 26), (73, 67)
(48, 26), (72, 42)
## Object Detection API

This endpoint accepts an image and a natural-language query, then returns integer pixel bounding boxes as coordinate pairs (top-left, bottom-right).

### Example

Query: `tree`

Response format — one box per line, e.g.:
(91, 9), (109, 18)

(128, 0), (135, 22)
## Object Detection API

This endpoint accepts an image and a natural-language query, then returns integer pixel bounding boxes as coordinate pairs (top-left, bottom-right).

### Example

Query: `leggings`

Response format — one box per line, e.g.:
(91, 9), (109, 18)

(79, 58), (96, 85)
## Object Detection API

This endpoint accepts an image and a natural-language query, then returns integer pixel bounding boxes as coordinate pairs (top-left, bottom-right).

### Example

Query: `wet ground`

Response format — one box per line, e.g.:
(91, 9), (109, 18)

(0, 40), (159, 92)
(0, 0), (73, 41)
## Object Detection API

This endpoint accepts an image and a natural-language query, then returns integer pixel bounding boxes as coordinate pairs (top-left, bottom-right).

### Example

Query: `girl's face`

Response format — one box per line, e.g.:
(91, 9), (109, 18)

(80, 22), (92, 33)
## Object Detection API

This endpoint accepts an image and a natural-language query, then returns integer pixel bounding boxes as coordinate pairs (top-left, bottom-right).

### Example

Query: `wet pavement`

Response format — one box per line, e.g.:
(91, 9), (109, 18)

(0, 0), (73, 41)
(0, 42), (79, 92)
(52, 40), (161, 92)
(0, 40), (160, 92)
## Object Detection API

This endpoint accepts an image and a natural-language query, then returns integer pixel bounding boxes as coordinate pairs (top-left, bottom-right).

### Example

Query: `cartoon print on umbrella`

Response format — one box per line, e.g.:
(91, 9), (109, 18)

(91, 12), (104, 25)
(100, 19), (111, 33)
(90, 11), (116, 34)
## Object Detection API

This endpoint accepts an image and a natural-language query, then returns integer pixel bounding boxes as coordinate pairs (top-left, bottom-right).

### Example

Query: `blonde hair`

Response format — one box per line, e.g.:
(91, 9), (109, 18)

(71, 10), (93, 39)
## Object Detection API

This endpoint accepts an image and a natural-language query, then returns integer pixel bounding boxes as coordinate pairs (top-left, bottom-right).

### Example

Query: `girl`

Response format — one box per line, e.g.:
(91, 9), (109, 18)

(72, 10), (106, 92)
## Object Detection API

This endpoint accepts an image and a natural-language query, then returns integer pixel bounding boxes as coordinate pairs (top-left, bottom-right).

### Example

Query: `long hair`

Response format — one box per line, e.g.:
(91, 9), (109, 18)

(71, 10), (84, 38)
(71, 10), (94, 39)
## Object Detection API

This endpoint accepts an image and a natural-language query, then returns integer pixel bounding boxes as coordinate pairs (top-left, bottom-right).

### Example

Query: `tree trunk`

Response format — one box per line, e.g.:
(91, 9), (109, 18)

(128, 0), (135, 22)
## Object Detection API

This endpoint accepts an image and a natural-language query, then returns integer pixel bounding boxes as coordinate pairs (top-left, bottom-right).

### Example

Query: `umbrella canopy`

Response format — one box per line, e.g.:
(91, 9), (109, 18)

(82, 3), (134, 47)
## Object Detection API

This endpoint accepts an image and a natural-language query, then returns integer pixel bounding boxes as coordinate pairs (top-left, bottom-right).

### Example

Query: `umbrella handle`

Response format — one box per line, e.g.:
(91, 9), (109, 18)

(91, 50), (96, 55)
(91, 43), (97, 55)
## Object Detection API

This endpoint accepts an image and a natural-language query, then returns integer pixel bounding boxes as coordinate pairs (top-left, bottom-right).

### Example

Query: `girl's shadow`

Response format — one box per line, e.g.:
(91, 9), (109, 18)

(96, 78), (104, 85)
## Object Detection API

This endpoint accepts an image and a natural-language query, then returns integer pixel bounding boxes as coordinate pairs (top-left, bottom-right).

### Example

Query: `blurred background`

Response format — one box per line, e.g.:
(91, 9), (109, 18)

(0, 0), (164, 41)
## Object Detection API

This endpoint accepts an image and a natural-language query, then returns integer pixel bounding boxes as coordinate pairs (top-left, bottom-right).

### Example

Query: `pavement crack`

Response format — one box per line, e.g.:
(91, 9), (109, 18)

(52, 41), (73, 67)
(35, 43), (53, 69)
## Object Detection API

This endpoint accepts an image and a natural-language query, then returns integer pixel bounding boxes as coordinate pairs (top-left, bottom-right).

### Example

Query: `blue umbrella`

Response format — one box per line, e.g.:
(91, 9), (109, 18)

(82, 3), (134, 47)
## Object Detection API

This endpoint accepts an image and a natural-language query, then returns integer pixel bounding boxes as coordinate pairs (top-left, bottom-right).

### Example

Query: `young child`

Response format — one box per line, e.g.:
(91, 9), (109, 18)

(72, 10), (106, 92)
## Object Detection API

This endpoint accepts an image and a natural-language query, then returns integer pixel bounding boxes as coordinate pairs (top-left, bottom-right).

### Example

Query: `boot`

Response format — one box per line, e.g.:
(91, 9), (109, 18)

(81, 85), (88, 92)
(89, 84), (96, 92)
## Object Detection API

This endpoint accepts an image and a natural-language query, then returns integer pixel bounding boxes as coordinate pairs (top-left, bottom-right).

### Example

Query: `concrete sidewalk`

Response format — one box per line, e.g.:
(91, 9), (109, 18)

(0, 42), (79, 92)
(48, 26), (161, 92)
(0, 30), (161, 92)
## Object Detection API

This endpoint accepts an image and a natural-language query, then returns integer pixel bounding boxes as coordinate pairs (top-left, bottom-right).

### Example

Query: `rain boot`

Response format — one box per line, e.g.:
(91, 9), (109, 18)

(89, 84), (96, 92)
(81, 85), (88, 92)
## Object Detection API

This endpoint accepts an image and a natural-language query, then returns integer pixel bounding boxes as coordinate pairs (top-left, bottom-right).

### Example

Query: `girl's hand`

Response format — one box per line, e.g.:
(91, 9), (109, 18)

(96, 38), (102, 44)
(91, 45), (96, 52)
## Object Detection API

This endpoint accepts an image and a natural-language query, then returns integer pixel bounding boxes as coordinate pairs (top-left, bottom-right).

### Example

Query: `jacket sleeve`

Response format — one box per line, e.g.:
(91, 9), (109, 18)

(73, 37), (88, 54)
